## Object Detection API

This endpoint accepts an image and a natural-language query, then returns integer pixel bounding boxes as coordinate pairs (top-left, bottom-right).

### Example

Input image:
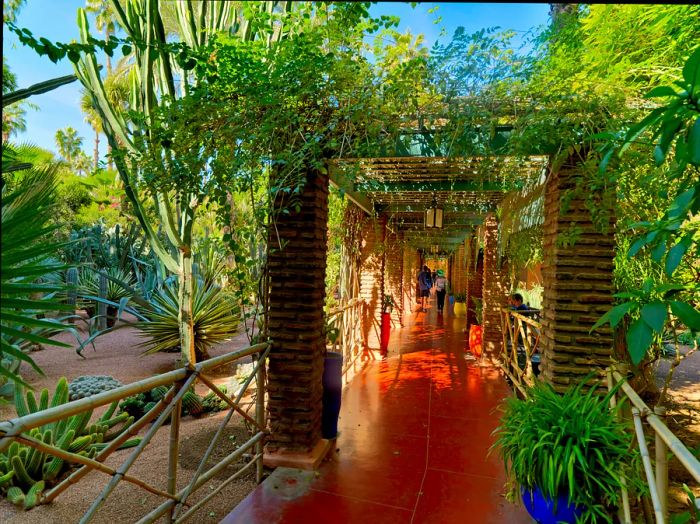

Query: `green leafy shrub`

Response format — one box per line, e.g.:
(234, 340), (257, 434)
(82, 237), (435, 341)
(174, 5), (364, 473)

(492, 379), (638, 522)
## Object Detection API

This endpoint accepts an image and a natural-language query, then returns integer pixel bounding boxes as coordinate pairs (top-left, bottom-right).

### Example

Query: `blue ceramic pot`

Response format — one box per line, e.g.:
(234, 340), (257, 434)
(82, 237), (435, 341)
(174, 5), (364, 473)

(321, 352), (343, 439)
(521, 486), (583, 524)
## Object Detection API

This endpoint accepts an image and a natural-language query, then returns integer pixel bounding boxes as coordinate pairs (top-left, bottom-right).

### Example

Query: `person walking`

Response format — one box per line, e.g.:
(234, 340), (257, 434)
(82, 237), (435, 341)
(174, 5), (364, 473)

(434, 269), (449, 314)
(417, 265), (433, 312)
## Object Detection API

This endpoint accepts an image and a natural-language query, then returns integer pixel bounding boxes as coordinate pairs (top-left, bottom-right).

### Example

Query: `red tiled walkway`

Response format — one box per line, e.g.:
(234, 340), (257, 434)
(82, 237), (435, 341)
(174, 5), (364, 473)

(222, 300), (531, 523)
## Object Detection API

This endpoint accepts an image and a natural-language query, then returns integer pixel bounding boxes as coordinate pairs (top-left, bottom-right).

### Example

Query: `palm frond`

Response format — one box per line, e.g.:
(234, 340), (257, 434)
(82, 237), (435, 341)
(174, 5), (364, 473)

(1, 164), (74, 386)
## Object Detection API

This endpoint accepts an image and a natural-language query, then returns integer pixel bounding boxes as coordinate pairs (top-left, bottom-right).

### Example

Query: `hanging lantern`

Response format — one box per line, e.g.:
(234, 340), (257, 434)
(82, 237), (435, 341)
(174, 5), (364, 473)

(424, 194), (443, 229)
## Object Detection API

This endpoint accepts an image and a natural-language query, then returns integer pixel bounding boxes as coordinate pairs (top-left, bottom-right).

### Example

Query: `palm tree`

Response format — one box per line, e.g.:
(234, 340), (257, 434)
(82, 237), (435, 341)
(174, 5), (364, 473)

(73, 151), (92, 177)
(2, 103), (28, 144)
(86, 0), (119, 73)
(55, 126), (84, 166)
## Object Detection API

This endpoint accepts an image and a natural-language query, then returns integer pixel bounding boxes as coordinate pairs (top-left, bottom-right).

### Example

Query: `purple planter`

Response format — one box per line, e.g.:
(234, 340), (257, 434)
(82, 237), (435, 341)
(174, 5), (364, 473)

(322, 352), (343, 439)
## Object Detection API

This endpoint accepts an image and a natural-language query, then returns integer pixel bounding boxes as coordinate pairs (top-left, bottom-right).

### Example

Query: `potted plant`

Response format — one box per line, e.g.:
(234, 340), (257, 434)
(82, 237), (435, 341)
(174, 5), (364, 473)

(453, 292), (467, 316)
(469, 297), (483, 357)
(380, 294), (395, 355)
(322, 316), (343, 439)
(492, 379), (635, 523)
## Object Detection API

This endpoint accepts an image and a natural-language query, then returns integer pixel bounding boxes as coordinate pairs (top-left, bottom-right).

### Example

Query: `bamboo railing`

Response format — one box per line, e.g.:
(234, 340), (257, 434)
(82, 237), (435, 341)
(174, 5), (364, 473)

(498, 307), (542, 396)
(326, 298), (366, 386)
(0, 342), (271, 523)
(607, 367), (700, 524)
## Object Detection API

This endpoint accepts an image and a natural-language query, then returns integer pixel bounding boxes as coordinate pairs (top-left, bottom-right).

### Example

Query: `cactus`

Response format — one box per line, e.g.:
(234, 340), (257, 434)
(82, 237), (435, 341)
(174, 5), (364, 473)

(99, 401), (118, 422)
(1, 378), (139, 508)
(68, 376), (123, 401)
(202, 385), (229, 413)
(182, 391), (204, 416)
(50, 378), (69, 408)
(150, 386), (169, 401)
(11, 456), (36, 488)
(7, 486), (25, 506)
(89, 437), (141, 453)
(67, 435), (94, 454)
(0, 471), (14, 489)
(23, 480), (45, 510)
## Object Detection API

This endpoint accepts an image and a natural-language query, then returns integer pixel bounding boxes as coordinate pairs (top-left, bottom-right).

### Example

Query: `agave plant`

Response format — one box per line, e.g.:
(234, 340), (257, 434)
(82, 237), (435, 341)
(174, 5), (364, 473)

(137, 281), (240, 361)
(77, 267), (135, 327)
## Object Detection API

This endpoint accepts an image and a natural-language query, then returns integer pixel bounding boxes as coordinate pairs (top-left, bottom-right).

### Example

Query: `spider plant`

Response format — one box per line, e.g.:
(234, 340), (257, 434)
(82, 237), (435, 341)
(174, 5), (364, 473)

(491, 378), (639, 522)
(136, 280), (240, 361)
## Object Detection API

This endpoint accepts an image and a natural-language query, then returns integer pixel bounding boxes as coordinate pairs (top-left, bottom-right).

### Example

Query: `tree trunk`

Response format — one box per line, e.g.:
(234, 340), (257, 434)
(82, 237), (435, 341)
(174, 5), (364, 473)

(107, 143), (113, 170)
(178, 247), (197, 366)
(105, 28), (112, 73)
(93, 129), (100, 170)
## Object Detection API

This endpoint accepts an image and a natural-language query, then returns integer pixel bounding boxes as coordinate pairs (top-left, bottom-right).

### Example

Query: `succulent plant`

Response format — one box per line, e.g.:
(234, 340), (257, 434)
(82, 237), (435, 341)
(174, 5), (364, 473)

(1, 377), (140, 510)
(119, 385), (214, 419)
(202, 385), (229, 413)
(68, 375), (123, 401)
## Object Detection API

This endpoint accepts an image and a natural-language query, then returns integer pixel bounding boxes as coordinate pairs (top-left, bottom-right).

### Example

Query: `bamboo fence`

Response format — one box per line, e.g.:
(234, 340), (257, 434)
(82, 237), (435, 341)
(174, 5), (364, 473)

(0, 342), (271, 523)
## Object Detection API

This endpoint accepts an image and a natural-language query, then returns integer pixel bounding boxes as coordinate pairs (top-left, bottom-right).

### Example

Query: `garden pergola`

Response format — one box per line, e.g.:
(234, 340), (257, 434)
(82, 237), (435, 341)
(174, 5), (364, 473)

(263, 145), (617, 469)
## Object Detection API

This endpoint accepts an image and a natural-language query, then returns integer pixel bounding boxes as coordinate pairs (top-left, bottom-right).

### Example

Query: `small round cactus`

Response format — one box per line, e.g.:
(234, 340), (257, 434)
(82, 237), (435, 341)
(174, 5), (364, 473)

(68, 376), (123, 401)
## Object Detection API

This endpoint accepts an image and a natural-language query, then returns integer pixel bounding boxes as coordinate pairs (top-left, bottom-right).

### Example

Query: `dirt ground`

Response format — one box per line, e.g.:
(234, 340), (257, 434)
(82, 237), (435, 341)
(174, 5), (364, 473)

(654, 347), (700, 515)
(0, 318), (260, 523)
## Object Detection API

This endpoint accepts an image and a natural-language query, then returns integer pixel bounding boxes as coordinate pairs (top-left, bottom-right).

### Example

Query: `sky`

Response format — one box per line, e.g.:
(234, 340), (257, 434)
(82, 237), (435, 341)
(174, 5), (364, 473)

(3, 2), (551, 160)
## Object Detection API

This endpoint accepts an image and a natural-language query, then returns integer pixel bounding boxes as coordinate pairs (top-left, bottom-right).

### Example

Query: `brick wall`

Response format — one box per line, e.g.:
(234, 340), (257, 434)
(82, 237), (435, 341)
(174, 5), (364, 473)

(482, 214), (508, 357)
(384, 225), (404, 326)
(267, 169), (329, 452)
(540, 164), (615, 391)
(359, 215), (385, 350)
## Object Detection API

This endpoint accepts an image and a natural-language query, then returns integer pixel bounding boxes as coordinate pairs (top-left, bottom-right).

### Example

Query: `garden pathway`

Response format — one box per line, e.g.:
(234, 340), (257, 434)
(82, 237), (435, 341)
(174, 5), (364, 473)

(222, 297), (531, 523)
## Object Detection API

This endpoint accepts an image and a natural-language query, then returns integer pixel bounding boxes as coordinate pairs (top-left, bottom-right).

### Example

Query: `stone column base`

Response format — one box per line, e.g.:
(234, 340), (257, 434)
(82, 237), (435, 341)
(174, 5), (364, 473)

(263, 439), (333, 470)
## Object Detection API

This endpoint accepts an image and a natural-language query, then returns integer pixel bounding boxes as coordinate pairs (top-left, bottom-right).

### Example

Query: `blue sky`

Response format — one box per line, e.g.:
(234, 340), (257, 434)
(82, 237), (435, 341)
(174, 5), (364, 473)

(3, 2), (551, 160)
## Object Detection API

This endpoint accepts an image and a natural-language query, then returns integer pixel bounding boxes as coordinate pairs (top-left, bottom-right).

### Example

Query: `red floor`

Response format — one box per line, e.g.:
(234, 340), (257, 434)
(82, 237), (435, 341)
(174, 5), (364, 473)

(222, 299), (532, 523)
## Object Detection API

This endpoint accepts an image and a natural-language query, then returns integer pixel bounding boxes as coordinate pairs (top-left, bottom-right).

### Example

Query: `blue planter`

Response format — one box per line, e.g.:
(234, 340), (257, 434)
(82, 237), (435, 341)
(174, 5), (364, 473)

(322, 352), (343, 439)
(521, 487), (582, 524)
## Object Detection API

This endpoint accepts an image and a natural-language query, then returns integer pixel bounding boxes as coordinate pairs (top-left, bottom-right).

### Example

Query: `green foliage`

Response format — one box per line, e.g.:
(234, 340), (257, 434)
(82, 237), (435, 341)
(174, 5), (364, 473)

(670, 484), (700, 524)
(0, 160), (76, 388)
(492, 379), (638, 522)
(592, 47), (700, 366)
(469, 296), (483, 325)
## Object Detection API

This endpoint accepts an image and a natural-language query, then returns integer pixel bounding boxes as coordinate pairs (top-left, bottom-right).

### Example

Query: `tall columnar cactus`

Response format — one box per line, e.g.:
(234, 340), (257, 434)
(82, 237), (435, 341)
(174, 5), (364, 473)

(74, 0), (291, 366)
(1, 377), (140, 509)
(66, 267), (79, 314)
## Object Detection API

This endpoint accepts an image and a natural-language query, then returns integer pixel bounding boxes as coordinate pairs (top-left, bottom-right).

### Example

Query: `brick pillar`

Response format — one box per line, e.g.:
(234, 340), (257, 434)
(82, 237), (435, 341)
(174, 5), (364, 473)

(359, 215), (385, 350)
(403, 247), (420, 314)
(540, 162), (615, 391)
(384, 225), (403, 326)
(266, 168), (328, 462)
(482, 214), (508, 358)
(450, 243), (464, 296)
